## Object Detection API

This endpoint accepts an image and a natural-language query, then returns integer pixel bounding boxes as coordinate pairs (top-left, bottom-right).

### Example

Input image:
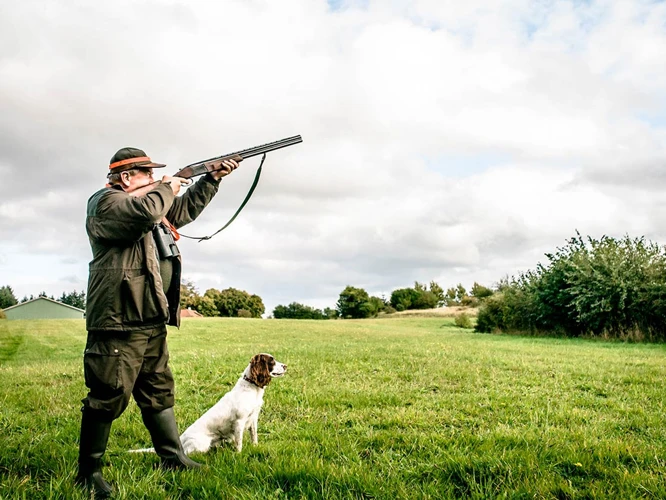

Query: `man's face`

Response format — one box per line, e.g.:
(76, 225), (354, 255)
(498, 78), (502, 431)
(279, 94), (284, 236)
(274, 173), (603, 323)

(121, 168), (154, 192)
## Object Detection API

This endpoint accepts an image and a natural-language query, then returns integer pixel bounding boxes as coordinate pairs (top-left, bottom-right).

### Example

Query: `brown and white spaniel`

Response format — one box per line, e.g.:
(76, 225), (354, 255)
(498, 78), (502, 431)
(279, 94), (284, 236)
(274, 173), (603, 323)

(178, 353), (287, 454)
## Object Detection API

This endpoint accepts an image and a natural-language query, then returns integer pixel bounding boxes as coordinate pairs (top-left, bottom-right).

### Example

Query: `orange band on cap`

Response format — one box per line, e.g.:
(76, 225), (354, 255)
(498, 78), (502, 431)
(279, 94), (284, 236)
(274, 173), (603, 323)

(109, 156), (151, 170)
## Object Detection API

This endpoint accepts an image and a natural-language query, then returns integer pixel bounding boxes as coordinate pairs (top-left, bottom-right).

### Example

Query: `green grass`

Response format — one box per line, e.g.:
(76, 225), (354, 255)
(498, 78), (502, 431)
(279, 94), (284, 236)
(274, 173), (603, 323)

(1, 317), (666, 499)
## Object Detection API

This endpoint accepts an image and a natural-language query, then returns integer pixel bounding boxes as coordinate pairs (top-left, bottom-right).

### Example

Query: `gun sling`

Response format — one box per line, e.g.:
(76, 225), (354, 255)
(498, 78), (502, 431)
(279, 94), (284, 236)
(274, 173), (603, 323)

(178, 153), (267, 242)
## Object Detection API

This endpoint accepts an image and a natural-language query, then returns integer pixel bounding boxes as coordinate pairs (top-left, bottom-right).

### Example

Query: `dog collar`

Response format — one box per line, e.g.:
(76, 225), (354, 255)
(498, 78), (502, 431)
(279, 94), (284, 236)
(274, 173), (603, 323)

(243, 375), (260, 387)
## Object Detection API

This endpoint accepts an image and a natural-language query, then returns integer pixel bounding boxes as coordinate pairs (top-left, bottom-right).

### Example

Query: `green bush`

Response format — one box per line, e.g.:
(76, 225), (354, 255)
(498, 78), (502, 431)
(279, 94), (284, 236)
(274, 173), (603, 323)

(476, 233), (666, 341)
(390, 285), (438, 310)
(205, 287), (265, 318)
(390, 288), (420, 311)
(461, 295), (480, 308)
(273, 302), (326, 319)
(454, 312), (472, 329)
(471, 282), (494, 300)
(475, 293), (507, 333)
(323, 307), (339, 319)
(475, 282), (540, 334)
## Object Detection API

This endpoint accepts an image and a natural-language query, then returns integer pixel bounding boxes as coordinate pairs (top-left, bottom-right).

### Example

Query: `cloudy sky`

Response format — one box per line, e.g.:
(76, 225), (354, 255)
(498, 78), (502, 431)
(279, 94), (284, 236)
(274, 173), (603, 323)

(2, 0), (665, 315)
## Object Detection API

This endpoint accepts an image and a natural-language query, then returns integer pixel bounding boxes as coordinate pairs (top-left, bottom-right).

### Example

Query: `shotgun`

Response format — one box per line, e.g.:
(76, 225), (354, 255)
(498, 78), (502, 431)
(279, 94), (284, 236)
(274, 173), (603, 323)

(132, 135), (303, 242)
(175, 135), (302, 179)
(130, 135), (303, 197)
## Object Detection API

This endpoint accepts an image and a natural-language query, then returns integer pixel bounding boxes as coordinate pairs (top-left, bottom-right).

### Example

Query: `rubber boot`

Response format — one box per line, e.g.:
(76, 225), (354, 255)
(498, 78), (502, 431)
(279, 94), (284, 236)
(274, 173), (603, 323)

(74, 408), (114, 499)
(141, 407), (202, 470)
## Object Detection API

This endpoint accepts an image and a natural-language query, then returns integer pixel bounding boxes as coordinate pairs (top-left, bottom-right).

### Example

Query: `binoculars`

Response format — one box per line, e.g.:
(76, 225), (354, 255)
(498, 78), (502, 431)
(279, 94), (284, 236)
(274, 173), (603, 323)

(153, 223), (180, 259)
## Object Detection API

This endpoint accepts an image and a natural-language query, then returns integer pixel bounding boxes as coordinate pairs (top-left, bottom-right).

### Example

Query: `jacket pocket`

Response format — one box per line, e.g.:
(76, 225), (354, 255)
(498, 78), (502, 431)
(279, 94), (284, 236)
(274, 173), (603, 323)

(122, 275), (160, 324)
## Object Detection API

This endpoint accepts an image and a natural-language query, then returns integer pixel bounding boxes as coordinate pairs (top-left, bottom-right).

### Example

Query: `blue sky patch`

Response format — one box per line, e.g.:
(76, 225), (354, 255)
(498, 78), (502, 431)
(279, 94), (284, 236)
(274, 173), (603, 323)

(423, 152), (512, 178)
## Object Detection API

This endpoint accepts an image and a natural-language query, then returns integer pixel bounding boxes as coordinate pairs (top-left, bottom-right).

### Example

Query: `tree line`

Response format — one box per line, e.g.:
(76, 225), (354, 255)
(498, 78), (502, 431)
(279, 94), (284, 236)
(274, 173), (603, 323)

(0, 283), (266, 319)
(0, 280), (492, 321)
(272, 280), (494, 319)
(9, 232), (659, 342)
(179, 281), (265, 318)
(0, 287), (86, 310)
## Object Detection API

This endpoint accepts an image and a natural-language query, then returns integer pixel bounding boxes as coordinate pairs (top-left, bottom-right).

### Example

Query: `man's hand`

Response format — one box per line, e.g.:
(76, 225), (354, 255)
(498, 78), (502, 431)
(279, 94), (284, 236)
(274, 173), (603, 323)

(162, 176), (190, 196)
(210, 159), (240, 181)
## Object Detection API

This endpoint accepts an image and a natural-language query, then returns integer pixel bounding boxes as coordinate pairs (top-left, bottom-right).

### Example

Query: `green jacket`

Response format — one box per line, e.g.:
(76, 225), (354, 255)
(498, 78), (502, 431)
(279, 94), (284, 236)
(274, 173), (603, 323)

(85, 174), (221, 332)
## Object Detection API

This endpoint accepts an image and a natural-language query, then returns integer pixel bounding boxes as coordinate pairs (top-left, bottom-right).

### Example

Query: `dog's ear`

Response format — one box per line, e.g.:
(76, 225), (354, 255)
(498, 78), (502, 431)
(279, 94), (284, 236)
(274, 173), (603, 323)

(249, 354), (273, 388)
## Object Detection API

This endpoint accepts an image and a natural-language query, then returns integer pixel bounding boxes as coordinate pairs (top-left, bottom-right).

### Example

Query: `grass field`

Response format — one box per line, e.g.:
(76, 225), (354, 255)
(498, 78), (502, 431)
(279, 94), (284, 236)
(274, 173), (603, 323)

(1, 317), (665, 499)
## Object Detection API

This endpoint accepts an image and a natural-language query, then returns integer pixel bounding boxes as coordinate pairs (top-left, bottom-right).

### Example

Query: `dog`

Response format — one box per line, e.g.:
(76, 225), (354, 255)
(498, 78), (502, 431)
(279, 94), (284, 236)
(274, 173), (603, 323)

(131, 353), (287, 454)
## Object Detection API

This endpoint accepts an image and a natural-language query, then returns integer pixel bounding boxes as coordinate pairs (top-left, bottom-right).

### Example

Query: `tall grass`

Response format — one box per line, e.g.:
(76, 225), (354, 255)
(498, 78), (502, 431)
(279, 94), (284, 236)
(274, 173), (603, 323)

(1, 318), (665, 499)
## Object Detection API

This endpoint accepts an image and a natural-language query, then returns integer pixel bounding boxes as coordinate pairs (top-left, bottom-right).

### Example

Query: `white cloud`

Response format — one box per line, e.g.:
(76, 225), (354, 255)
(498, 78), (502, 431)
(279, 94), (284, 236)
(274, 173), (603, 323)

(1, 0), (666, 315)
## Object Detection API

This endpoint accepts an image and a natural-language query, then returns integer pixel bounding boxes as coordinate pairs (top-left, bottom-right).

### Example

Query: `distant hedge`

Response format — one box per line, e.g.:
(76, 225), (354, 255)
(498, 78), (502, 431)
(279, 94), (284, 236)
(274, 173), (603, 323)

(475, 233), (666, 341)
(273, 302), (336, 320)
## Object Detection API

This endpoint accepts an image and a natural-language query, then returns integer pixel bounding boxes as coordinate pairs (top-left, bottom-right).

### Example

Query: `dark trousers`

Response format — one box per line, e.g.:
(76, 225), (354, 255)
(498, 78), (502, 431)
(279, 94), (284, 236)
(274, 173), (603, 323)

(81, 325), (175, 421)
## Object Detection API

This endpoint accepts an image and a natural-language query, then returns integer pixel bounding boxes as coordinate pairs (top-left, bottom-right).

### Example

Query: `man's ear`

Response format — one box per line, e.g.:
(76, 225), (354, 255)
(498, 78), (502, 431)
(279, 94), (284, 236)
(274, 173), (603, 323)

(121, 172), (131, 187)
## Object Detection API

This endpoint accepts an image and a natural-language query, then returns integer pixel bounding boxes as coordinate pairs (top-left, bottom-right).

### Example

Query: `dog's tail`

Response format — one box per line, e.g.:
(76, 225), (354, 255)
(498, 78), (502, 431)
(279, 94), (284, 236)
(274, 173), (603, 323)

(128, 447), (155, 453)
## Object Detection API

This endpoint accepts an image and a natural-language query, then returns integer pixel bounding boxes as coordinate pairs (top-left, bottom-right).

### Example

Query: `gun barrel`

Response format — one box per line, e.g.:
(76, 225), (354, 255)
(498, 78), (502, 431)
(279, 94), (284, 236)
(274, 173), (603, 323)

(236, 135), (303, 159)
(185, 135), (302, 169)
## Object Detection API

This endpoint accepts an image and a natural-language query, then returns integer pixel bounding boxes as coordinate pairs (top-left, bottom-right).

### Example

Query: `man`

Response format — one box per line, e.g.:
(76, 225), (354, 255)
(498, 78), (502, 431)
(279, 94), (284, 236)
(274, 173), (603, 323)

(75, 147), (239, 498)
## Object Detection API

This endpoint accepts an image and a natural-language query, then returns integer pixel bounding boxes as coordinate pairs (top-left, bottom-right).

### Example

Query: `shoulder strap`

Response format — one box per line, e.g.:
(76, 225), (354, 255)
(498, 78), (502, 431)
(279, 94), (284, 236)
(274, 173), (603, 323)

(178, 153), (266, 242)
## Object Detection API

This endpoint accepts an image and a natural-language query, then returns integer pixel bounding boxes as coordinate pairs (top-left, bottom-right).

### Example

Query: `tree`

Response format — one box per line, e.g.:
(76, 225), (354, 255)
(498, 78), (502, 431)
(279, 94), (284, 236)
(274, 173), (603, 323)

(456, 284), (467, 302)
(178, 281), (266, 317)
(444, 283), (469, 306)
(323, 307), (338, 319)
(429, 281), (445, 307)
(337, 286), (372, 319)
(247, 294), (265, 318)
(390, 287), (420, 311)
(273, 302), (325, 319)
(471, 282), (493, 300)
(217, 288), (244, 317)
(444, 287), (458, 306)
(272, 304), (288, 319)
(411, 289), (438, 309)
(195, 295), (218, 317)
(59, 290), (86, 309)
(0, 286), (18, 309)
(206, 287), (265, 318)
(180, 280), (200, 310)
(364, 296), (386, 317)
(391, 285), (438, 311)
(409, 281), (438, 308)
